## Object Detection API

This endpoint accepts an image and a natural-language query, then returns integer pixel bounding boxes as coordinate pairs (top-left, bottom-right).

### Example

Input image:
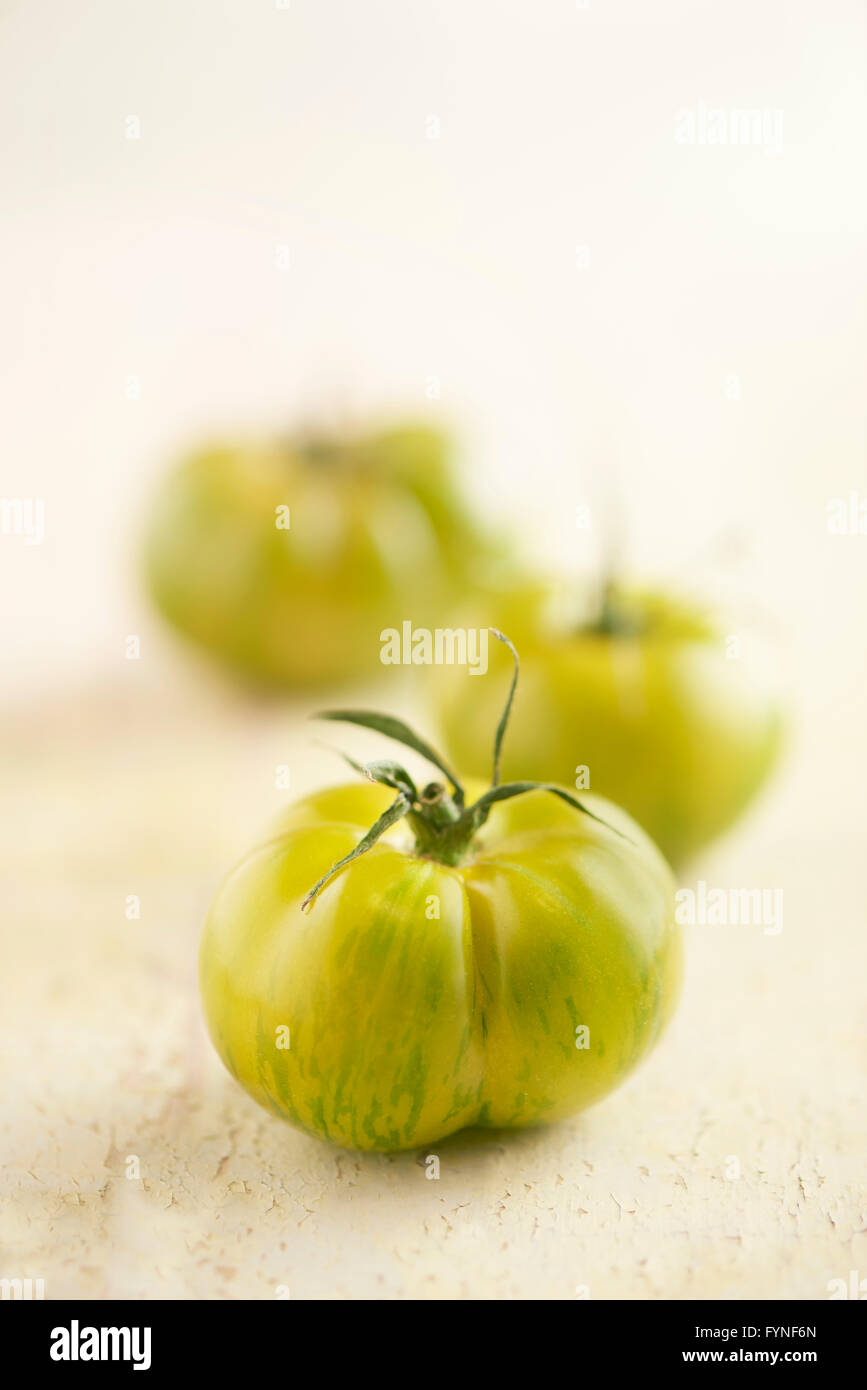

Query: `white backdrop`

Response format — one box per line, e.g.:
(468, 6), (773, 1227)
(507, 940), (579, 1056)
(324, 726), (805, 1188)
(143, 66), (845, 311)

(1, 0), (865, 782)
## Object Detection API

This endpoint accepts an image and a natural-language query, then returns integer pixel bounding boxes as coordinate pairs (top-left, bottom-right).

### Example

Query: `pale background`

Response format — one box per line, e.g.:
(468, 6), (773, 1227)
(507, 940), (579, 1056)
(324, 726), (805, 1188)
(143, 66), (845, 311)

(1, 0), (865, 1300)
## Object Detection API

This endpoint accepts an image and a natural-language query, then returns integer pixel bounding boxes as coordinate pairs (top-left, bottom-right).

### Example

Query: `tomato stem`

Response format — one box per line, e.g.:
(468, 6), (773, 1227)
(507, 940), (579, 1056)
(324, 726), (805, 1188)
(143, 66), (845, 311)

(302, 636), (631, 909)
(489, 627), (518, 787)
(587, 579), (644, 637)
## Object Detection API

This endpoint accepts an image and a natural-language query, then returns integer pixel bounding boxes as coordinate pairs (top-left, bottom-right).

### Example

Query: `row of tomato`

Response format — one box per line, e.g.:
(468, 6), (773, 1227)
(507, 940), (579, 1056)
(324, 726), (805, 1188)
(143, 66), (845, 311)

(145, 420), (782, 1151)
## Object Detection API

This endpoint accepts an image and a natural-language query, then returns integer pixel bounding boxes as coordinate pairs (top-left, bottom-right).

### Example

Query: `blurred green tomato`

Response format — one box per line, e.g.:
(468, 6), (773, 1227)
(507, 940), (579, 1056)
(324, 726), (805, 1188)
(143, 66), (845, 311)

(436, 584), (783, 867)
(144, 423), (496, 689)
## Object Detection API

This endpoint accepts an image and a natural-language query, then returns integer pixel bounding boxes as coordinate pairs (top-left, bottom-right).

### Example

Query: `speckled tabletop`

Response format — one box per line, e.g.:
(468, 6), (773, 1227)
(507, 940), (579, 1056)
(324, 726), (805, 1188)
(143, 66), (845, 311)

(2, 674), (864, 1301)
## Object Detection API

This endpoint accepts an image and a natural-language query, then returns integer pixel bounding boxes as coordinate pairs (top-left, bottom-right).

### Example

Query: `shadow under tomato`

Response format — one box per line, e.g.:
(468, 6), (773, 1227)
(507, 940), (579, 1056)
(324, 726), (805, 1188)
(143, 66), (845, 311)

(318, 1115), (588, 1201)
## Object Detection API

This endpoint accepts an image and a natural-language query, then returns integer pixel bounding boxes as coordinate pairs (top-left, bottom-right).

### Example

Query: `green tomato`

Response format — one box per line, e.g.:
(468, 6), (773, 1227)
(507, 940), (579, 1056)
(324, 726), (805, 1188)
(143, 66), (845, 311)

(436, 584), (783, 867)
(199, 696), (682, 1152)
(144, 423), (496, 689)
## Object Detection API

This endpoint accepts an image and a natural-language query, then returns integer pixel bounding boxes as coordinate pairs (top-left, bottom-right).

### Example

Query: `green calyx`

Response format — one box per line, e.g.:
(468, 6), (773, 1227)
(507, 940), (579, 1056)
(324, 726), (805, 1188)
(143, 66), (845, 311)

(584, 579), (717, 643)
(589, 580), (646, 637)
(301, 629), (629, 912)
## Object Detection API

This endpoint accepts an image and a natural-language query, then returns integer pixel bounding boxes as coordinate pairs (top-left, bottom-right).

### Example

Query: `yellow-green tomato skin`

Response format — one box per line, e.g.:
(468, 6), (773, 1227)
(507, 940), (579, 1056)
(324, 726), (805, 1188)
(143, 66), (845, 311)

(437, 601), (783, 868)
(144, 425), (494, 690)
(199, 782), (682, 1151)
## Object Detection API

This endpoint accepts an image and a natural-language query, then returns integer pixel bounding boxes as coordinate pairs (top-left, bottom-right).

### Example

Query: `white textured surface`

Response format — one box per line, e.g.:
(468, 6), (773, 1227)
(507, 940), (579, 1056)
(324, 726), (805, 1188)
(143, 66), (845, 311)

(2, 676), (864, 1301)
